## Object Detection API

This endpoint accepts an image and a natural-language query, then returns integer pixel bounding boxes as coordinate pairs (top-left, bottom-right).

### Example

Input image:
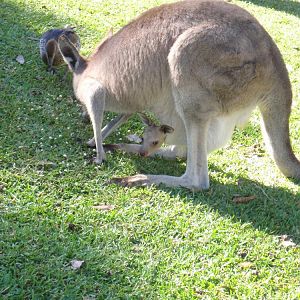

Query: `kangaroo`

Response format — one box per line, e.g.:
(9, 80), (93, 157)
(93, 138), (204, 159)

(39, 26), (80, 74)
(58, 0), (300, 190)
(103, 113), (174, 157)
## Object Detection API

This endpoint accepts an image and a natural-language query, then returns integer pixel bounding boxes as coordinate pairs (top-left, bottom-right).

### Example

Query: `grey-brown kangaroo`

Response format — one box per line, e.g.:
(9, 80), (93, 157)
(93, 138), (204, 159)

(58, 0), (300, 190)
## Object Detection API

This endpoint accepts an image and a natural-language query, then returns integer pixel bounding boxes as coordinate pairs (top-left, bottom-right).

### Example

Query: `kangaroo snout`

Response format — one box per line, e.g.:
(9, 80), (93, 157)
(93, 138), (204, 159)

(139, 151), (149, 157)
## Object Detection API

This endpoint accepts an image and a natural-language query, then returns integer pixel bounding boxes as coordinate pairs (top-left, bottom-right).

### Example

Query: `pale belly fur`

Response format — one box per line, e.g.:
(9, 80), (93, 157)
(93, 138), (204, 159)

(162, 106), (254, 152)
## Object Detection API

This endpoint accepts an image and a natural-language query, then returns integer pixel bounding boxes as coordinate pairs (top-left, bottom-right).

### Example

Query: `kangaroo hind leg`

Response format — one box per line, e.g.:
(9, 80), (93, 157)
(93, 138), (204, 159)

(109, 86), (215, 191)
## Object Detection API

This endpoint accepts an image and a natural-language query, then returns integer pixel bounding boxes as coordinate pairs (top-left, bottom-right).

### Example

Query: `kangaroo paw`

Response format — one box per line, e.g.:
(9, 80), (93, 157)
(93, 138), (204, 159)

(109, 174), (150, 187)
(87, 137), (96, 148)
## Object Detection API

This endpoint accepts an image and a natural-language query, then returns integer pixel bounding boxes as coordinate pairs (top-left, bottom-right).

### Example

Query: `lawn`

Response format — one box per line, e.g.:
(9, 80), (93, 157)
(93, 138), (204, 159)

(0, 0), (300, 299)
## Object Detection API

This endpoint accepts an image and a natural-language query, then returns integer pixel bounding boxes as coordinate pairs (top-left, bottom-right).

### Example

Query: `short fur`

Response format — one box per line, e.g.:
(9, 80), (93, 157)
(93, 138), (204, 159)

(58, 0), (300, 190)
(40, 26), (80, 73)
(103, 113), (174, 157)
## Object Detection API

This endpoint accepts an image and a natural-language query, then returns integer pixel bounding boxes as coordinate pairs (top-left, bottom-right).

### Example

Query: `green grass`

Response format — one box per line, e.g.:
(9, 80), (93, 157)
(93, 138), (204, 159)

(1, 0), (300, 299)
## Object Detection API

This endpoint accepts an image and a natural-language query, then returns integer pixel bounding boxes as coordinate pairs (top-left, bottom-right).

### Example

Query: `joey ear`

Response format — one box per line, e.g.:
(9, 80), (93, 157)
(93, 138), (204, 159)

(138, 113), (155, 127)
(45, 39), (57, 65)
(58, 35), (85, 72)
(160, 125), (174, 134)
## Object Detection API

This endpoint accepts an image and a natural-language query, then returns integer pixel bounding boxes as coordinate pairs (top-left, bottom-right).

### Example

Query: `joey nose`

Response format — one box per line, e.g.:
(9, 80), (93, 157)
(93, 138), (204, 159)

(140, 151), (149, 157)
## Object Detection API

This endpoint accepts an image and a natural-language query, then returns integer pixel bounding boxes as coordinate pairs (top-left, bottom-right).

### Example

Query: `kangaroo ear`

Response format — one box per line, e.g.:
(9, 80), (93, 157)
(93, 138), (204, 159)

(138, 113), (155, 127)
(58, 35), (85, 72)
(160, 125), (174, 134)
(45, 39), (57, 65)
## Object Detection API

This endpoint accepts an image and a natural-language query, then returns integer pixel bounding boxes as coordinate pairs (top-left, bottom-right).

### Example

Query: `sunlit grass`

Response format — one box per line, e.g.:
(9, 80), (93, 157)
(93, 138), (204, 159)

(0, 0), (300, 298)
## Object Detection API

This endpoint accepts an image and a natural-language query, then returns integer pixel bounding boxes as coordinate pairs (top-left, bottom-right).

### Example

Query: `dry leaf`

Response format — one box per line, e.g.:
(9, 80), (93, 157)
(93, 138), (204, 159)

(279, 235), (296, 247)
(16, 55), (25, 64)
(238, 251), (248, 259)
(239, 261), (253, 269)
(280, 235), (289, 241)
(194, 288), (205, 296)
(281, 240), (296, 247)
(126, 134), (142, 143)
(70, 259), (85, 270)
(68, 223), (76, 231)
(92, 204), (115, 211)
(233, 195), (256, 204)
(37, 160), (57, 170)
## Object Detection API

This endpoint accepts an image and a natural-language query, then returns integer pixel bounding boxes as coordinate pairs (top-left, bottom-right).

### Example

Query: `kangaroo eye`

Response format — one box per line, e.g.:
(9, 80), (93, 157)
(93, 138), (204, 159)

(152, 141), (159, 146)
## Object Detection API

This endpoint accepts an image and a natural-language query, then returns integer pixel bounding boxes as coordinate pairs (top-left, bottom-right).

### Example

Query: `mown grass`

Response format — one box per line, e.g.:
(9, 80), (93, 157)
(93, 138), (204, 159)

(0, 0), (300, 299)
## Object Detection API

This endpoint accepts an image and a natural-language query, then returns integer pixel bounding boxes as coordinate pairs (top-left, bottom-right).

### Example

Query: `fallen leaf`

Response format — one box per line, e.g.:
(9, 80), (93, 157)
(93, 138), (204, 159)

(238, 251), (248, 259)
(279, 235), (296, 247)
(92, 204), (115, 211)
(70, 259), (85, 270)
(37, 160), (57, 170)
(281, 241), (296, 247)
(233, 195), (256, 204)
(126, 134), (142, 143)
(30, 89), (42, 96)
(280, 235), (289, 241)
(250, 269), (259, 276)
(194, 288), (205, 296)
(239, 261), (253, 269)
(16, 55), (25, 64)
(68, 223), (76, 231)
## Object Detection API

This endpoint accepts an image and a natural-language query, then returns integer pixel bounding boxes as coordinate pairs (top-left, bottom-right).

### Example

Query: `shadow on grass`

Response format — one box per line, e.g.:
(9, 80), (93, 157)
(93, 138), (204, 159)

(239, 0), (300, 17)
(1, 0), (300, 298)
(1, 0), (300, 251)
(125, 152), (300, 243)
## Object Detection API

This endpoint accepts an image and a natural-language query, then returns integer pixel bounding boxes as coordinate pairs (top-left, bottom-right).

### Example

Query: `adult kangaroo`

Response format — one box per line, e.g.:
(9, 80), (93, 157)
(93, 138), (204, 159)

(58, 0), (300, 190)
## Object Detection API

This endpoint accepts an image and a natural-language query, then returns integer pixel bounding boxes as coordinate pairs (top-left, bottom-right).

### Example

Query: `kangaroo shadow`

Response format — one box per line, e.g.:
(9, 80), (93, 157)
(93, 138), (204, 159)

(107, 142), (300, 244)
(238, 0), (300, 18)
(1, 0), (300, 298)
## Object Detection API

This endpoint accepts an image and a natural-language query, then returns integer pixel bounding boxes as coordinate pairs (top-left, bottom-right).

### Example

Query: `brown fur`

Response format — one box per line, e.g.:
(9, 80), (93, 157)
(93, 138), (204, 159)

(58, 0), (300, 190)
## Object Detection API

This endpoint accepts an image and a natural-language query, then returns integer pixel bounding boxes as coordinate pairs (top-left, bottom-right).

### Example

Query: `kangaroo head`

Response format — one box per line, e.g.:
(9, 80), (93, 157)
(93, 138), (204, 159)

(57, 35), (87, 92)
(57, 35), (86, 72)
(139, 113), (174, 157)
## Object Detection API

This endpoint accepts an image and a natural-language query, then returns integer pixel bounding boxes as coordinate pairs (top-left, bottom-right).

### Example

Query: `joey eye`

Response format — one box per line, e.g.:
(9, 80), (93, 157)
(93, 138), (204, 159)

(152, 141), (159, 146)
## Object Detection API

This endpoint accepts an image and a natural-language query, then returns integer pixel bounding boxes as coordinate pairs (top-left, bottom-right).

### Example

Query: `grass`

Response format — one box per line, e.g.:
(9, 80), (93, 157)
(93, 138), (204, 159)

(0, 0), (300, 298)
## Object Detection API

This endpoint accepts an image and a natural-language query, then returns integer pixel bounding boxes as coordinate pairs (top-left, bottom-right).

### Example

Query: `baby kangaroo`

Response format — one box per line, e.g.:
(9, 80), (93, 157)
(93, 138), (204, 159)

(103, 113), (174, 157)
(58, 0), (300, 191)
